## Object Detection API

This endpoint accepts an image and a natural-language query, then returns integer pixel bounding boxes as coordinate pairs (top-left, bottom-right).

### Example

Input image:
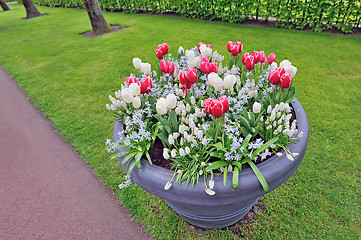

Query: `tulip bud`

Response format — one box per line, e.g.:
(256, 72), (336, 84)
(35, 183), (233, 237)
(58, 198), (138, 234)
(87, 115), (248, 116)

(211, 101), (224, 118)
(156, 97), (168, 115)
(159, 60), (168, 74)
(155, 48), (164, 60)
(252, 51), (260, 64)
(223, 74), (236, 89)
(178, 46), (184, 55)
(280, 73), (292, 89)
(231, 45), (239, 56)
(121, 88), (134, 104)
(268, 69), (281, 85)
(259, 51), (266, 63)
(132, 96), (141, 109)
(227, 41), (234, 53)
(243, 55), (255, 71)
(253, 102), (261, 113)
(268, 53), (276, 64)
(129, 83), (140, 96)
(209, 62), (218, 73)
(166, 93), (177, 109)
(168, 62), (175, 75)
(140, 62), (151, 75)
(219, 95), (229, 113)
(132, 58), (142, 69)
(187, 68), (197, 85)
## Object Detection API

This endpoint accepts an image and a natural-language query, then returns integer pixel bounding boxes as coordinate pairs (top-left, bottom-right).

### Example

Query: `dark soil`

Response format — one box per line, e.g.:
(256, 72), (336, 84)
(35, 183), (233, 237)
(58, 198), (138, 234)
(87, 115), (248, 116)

(81, 25), (128, 39)
(149, 108), (297, 171)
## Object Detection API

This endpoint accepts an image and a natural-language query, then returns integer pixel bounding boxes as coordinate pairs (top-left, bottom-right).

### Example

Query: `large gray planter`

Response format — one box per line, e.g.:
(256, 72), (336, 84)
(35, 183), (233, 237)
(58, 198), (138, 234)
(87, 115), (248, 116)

(113, 98), (309, 229)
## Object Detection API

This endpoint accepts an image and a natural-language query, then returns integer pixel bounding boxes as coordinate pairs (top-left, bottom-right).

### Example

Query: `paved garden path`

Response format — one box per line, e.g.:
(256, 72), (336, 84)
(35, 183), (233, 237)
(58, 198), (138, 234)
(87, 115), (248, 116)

(0, 65), (151, 239)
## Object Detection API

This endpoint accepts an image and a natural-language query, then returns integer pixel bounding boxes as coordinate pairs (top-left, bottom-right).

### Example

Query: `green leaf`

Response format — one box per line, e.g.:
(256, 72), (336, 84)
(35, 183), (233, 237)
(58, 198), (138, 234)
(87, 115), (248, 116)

(232, 167), (239, 188)
(240, 116), (251, 131)
(223, 170), (227, 186)
(249, 161), (269, 192)
(206, 161), (228, 171)
(145, 151), (152, 164)
(121, 151), (137, 165)
(242, 134), (252, 149)
(253, 137), (279, 156)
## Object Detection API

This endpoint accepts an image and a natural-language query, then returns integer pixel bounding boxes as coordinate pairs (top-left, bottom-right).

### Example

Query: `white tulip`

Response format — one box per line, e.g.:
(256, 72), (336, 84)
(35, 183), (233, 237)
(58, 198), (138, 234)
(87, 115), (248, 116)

(185, 50), (195, 60)
(199, 44), (212, 57)
(223, 74), (236, 90)
(132, 58), (142, 69)
(270, 62), (278, 71)
(166, 94), (177, 109)
(290, 66), (297, 77)
(156, 98), (168, 115)
(129, 83), (140, 96)
(132, 96), (141, 109)
(253, 102), (261, 114)
(140, 62), (151, 75)
(178, 46), (184, 55)
(121, 88), (134, 104)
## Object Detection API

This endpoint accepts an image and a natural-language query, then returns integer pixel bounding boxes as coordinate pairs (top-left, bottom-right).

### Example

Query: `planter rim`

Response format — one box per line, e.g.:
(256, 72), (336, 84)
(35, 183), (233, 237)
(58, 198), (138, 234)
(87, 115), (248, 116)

(113, 98), (309, 205)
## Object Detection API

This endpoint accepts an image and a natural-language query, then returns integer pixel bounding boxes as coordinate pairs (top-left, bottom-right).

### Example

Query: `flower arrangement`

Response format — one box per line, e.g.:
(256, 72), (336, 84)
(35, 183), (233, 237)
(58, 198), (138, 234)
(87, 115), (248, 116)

(106, 41), (303, 196)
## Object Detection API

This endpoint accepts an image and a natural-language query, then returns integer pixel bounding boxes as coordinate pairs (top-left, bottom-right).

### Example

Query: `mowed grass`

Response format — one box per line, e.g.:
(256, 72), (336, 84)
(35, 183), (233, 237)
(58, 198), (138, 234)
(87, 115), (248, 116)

(1, 4), (360, 239)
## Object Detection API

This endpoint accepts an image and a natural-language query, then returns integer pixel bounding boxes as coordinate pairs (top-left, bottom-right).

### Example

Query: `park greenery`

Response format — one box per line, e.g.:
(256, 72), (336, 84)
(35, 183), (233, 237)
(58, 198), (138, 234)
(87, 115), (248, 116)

(0, 3), (360, 239)
(33, 0), (361, 33)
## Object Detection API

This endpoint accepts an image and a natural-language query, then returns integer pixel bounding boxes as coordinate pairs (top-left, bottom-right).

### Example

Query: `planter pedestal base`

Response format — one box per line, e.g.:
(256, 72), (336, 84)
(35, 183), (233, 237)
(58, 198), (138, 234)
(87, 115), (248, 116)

(165, 197), (260, 229)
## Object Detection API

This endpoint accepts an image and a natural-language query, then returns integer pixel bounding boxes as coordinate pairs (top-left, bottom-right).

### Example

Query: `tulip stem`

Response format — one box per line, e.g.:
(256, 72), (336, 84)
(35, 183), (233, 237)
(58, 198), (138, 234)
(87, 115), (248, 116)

(280, 88), (284, 103)
(215, 118), (220, 142)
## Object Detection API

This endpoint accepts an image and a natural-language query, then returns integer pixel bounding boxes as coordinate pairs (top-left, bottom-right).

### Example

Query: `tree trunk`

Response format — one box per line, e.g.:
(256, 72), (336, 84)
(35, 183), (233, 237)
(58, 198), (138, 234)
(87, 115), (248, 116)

(0, 0), (10, 11)
(83, 0), (112, 35)
(22, 0), (42, 19)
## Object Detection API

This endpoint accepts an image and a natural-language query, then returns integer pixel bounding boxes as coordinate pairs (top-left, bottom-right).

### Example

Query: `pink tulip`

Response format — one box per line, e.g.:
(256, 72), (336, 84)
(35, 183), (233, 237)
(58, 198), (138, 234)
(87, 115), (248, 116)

(159, 60), (168, 73)
(231, 45), (239, 56)
(268, 53), (276, 64)
(178, 70), (187, 85)
(235, 41), (242, 54)
(126, 76), (137, 86)
(280, 73), (292, 89)
(197, 42), (203, 53)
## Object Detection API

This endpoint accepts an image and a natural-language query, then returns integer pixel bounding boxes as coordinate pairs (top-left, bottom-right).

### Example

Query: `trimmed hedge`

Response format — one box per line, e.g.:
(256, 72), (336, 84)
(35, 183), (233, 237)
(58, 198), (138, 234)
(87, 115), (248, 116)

(34, 0), (361, 32)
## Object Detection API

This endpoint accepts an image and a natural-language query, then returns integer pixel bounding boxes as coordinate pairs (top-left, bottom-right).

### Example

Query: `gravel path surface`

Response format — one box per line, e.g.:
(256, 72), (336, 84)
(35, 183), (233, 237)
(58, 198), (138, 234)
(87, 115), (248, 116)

(0, 65), (151, 240)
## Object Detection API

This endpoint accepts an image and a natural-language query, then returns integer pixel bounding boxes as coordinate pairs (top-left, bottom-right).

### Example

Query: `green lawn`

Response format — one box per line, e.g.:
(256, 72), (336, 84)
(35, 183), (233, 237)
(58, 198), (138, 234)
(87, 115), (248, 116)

(1, 4), (360, 239)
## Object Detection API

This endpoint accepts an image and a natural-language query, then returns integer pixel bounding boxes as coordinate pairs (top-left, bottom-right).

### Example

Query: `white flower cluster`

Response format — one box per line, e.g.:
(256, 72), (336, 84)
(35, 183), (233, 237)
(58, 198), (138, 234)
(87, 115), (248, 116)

(264, 102), (296, 137)
(118, 175), (132, 189)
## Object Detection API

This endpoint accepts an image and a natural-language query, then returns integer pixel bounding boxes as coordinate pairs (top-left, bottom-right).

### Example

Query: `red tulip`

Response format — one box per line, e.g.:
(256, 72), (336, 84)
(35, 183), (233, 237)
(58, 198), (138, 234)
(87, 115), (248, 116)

(227, 41), (234, 53)
(200, 56), (210, 74)
(242, 52), (250, 65)
(231, 45), (239, 56)
(252, 51), (260, 64)
(178, 70), (187, 85)
(159, 43), (169, 55)
(126, 76), (137, 86)
(187, 68), (197, 84)
(235, 41), (242, 54)
(268, 53), (276, 64)
(168, 62), (175, 75)
(243, 55), (255, 71)
(209, 62), (218, 73)
(197, 42), (203, 53)
(278, 67), (286, 76)
(140, 77), (152, 94)
(155, 49), (164, 60)
(203, 98), (216, 114)
(219, 95), (229, 113)
(280, 73), (292, 89)
(259, 51), (266, 64)
(211, 102), (224, 118)
(268, 69), (281, 85)
(207, 44), (212, 49)
(159, 60), (168, 73)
